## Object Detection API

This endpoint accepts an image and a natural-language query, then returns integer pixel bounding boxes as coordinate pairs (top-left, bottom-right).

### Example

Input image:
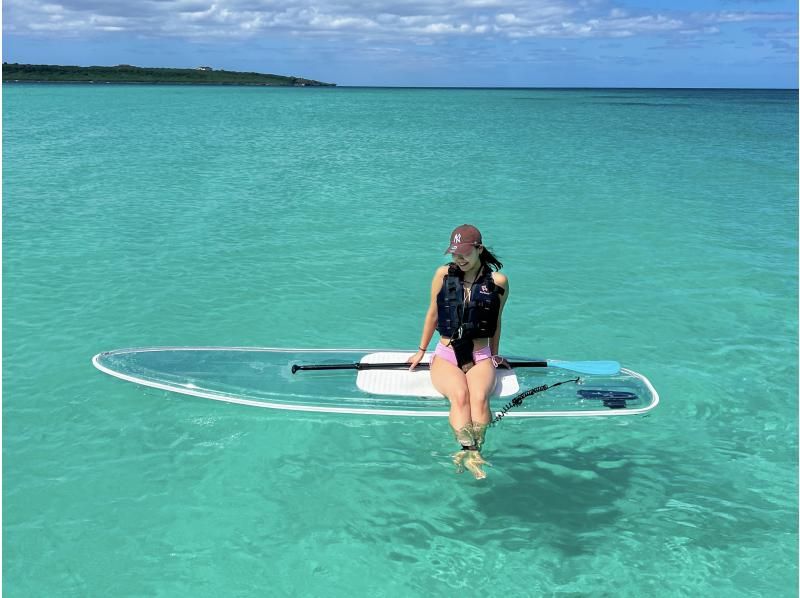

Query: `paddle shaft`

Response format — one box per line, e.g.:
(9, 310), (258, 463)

(291, 360), (547, 374)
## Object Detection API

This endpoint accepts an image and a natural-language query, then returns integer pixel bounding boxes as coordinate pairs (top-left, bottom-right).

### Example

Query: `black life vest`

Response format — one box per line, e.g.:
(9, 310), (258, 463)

(436, 264), (504, 339)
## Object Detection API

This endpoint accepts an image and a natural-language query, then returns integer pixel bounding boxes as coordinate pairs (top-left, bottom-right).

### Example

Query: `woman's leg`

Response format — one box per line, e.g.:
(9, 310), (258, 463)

(454, 359), (496, 480)
(431, 355), (471, 439)
(432, 351), (495, 479)
(465, 358), (496, 428)
(432, 357), (478, 475)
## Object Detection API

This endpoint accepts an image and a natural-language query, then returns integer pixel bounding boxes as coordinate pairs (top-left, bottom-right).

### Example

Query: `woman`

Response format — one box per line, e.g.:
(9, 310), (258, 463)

(408, 224), (509, 479)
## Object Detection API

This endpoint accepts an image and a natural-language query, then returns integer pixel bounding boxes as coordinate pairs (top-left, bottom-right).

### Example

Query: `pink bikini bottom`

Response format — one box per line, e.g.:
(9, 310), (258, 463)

(433, 343), (494, 367)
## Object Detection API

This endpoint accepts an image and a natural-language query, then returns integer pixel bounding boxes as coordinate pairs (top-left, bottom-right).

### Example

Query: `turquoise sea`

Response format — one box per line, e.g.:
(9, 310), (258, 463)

(3, 85), (798, 596)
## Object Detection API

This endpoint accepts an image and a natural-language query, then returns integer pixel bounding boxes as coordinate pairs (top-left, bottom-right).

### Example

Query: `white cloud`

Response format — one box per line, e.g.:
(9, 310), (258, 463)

(4, 0), (794, 42)
(709, 11), (791, 23)
(496, 13), (520, 25)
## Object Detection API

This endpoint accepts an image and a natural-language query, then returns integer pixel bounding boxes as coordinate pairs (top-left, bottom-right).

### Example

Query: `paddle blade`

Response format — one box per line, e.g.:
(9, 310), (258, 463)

(547, 360), (621, 375)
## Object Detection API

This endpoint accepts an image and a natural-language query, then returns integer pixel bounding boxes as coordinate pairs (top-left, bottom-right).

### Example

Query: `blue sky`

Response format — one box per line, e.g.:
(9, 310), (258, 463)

(3, 0), (797, 87)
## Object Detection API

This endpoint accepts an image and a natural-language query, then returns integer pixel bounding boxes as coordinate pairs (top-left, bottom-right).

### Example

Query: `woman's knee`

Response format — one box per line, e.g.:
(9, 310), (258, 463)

(469, 391), (490, 411)
(448, 386), (470, 408)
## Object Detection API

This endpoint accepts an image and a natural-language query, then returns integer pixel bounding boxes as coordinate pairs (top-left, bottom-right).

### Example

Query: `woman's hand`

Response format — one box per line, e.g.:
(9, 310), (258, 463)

(407, 349), (426, 371)
(492, 355), (511, 369)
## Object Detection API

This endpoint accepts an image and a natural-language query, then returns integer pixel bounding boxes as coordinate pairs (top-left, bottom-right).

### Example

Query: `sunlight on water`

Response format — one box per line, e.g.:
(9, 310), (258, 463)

(4, 85), (797, 596)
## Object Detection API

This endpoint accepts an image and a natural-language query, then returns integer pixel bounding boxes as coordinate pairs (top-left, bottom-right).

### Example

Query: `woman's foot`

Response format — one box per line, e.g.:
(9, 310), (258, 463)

(452, 449), (467, 474)
(452, 448), (490, 479)
(452, 423), (490, 478)
(463, 450), (489, 479)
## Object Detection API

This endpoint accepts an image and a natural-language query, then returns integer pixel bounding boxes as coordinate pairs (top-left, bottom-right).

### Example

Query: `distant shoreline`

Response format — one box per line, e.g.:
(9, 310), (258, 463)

(2, 63), (335, 87)
(6, 81), (794, 91)
(3, 66), (793, 91)
(3, 80), (337, 88)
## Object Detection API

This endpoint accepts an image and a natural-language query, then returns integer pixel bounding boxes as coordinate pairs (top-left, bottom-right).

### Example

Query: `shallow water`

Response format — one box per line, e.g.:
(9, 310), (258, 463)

(4, 85), (798, 596)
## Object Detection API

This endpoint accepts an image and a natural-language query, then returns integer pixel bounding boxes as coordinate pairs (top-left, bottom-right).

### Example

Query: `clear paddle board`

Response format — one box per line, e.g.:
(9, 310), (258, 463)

(92, 347), (659, 418)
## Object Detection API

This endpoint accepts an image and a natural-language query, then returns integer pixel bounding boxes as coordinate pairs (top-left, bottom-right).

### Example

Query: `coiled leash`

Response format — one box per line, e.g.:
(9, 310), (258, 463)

(490, 377), (581, 426)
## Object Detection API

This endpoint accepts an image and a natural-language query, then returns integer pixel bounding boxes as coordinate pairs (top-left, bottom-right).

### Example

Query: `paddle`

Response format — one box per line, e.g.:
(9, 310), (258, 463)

(291, 359), (620, 376)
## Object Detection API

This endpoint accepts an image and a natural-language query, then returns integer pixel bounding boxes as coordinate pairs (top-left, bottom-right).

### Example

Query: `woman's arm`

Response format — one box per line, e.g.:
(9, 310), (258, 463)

(408, 266), (447, 369)
(490, 273), (509, 356)
(417, 303), (439, 353)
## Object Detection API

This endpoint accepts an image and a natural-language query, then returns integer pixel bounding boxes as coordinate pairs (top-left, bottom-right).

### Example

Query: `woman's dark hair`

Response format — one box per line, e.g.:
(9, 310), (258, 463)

(446, 245), (503, 275)
(479, 246), (503, 271)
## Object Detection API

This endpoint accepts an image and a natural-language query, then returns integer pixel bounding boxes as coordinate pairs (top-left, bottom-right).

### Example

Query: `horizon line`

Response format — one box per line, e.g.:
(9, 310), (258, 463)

(4, 81), (797, 91)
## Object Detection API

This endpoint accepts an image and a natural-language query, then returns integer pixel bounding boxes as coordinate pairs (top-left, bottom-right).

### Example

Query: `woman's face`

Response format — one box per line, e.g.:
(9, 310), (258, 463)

(452, 246), (483, 271)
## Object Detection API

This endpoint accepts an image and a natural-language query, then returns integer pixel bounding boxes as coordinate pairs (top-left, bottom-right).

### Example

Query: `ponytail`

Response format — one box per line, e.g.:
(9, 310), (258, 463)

(479, 246), (503, 271)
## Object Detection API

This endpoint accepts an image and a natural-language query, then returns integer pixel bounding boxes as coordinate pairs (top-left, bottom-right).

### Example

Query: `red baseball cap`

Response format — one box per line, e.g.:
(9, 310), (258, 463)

(444, 224), (483, 255)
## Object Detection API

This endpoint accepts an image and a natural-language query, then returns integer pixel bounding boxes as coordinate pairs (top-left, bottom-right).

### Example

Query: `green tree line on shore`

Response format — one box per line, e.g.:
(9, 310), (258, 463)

(3, 63), (335, 87)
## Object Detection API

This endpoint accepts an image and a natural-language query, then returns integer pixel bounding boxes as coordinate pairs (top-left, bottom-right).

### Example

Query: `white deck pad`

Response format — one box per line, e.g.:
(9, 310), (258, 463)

(355, 352), (520, 398)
